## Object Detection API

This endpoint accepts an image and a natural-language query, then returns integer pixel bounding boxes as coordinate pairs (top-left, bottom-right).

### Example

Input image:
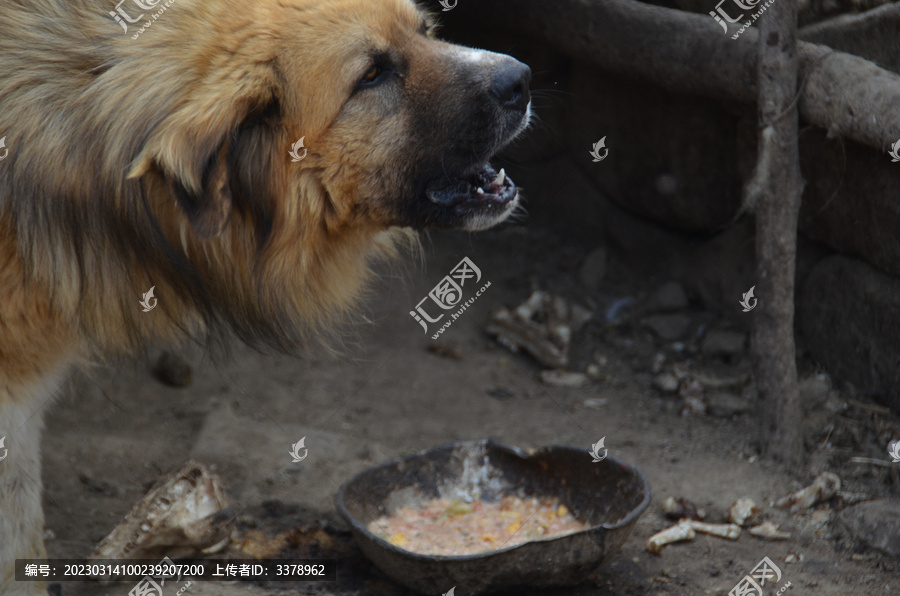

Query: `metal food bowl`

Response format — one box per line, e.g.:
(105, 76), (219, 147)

(334, 440), (651, 594)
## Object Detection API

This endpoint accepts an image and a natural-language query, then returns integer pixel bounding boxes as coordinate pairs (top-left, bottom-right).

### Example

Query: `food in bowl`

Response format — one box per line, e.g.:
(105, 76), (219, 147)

(367, 495), (591, 556)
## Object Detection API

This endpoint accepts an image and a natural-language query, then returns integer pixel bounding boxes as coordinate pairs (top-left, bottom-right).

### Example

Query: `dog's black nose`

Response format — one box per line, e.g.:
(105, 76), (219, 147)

(491, 59), (531, 112)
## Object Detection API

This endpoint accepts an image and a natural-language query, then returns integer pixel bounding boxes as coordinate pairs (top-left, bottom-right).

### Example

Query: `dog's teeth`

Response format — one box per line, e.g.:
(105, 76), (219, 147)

(494, 168), (506, 186)
(476, 187), (485, 195)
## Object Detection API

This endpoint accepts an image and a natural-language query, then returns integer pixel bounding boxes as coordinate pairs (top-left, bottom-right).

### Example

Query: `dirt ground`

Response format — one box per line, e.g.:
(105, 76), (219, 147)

(41, 218), (900, 596)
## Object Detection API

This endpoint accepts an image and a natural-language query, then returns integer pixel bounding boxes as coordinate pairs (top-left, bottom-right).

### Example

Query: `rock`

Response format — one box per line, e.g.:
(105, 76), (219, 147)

(800, 255), (900, 414)
(539, 370), (589, 388)
(655, 173), (680, 196)
(583, 397), (608, 409)
(678, 377), (703, 400)
(706, 392), (750, 418)
(838, 500), (900, 557)
(798, 127), (900, 280)
(701, 330), (746, 359)
(681, 396), (706, 417)
(653, 372), (680, 394)
(646, 281), (689, 313)
(676, 221), (756, 328)
(570, 64), (743, 233)
(642, 313), (691, 341)
(152, 351), (192, 388)
(579, 247), (608, 292)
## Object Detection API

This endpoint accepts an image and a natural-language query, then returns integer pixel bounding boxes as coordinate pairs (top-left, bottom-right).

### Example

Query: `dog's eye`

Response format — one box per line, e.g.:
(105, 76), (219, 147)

(358, 64), (390, 89)
(363, 65), (381, 82)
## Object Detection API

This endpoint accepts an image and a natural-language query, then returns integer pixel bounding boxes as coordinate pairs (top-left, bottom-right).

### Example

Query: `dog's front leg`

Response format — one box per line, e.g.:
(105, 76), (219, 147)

(0, 367), (72, 596)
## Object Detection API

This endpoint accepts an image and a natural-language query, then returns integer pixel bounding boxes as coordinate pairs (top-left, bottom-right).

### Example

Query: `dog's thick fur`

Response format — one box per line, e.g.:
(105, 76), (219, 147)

(0, 0), (530, 593)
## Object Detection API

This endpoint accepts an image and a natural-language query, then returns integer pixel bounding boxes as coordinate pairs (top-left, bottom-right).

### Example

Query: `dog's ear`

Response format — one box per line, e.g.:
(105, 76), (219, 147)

(166, 139), (233, 239)
(130, 81), (277, 239)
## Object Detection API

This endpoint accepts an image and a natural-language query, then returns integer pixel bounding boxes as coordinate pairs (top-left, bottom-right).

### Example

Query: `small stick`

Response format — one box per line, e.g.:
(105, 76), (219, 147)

(849, 457), (895, 468)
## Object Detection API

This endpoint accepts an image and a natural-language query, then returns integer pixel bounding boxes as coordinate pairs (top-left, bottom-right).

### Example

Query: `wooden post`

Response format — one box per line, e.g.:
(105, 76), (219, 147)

(750, 0), (804, 467)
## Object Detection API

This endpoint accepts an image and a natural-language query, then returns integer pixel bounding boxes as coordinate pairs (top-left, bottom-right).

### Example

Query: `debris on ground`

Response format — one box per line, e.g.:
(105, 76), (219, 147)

(727, 498), (761, 527)
(644, 281), (689, 313)
(784, 552), (804, 564)
(748, 521), (791, 540)
(647, 519), (740, 554)
(91, 461), (233, 560)
(682, 520), (741, 540)
(653, 365), (751, 397)
(604, 296), (635, 323)
(653, 371), (680, 394)
(486, 387), (514, 400)
(427, 343), (464, 360)
(233, 524), (345, 560)
(707, 392), (752, 418)
(663, 496), (706, 521)
(539, 370), (589, 388)
(647, 522), (695, 554)
(642, 313), (692, 341)
(487, 290), (591, 369)
(774, 472), (842, 512)
(583, 397), (608, 409)
(700, 330), (747, 359)
(233, 530), (289, 560)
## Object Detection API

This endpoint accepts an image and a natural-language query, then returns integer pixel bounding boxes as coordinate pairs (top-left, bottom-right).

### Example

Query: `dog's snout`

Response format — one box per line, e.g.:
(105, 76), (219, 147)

(491, 60), (531, 112)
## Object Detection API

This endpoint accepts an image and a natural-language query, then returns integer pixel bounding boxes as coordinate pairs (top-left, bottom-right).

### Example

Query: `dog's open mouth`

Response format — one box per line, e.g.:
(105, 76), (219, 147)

(425, 164), (517, 211)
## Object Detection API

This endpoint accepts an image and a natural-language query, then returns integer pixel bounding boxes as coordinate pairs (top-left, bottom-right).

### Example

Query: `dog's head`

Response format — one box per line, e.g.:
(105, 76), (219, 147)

(132, 0), (531, 240)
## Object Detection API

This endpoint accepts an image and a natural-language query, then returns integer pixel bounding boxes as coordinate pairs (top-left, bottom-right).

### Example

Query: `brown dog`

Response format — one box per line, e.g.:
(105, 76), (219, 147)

(0, 0), (530, 593)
